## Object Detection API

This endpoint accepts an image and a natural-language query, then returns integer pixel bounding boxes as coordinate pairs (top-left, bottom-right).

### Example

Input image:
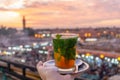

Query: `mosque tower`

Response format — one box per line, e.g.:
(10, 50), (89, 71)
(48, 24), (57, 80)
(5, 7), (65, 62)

(23, 16), (26, 30)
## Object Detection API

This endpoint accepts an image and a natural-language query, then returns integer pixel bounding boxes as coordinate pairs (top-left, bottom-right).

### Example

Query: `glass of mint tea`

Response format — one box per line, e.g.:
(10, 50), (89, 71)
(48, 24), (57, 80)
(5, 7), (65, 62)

(52, 33), (78, 73)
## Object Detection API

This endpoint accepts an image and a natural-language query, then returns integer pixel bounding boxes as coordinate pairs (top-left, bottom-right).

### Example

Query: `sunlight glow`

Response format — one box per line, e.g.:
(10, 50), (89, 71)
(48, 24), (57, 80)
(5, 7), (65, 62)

(0, 11), (20, 19)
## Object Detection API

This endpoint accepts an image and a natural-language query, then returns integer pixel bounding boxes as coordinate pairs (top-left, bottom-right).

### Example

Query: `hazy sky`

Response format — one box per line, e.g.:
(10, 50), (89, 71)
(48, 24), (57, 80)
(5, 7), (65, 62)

(0, 0), (120, 29)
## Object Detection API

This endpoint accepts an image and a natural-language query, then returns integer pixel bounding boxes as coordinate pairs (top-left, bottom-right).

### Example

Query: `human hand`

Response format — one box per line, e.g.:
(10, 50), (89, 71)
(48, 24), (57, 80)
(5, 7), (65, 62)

(36, 61), (76, 80)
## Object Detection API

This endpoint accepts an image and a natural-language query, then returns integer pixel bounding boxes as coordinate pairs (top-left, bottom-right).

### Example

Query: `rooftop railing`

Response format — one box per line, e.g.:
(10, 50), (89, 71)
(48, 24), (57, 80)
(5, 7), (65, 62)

(0, 57), (41, 80)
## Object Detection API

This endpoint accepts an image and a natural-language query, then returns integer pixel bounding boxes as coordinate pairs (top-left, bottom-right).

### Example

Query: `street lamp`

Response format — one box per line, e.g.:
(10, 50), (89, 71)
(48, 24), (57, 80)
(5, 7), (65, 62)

(117, 57), (120, 61)
(100, 54), (104, 59)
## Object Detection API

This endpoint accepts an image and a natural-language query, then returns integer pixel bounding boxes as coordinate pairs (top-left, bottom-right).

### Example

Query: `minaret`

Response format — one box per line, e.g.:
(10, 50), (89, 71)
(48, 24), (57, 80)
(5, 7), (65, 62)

(23, 16), (26, 30)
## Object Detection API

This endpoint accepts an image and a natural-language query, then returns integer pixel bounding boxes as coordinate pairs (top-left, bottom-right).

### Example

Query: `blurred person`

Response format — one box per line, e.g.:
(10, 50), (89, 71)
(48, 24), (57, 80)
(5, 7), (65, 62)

(36, 61), (76, 80)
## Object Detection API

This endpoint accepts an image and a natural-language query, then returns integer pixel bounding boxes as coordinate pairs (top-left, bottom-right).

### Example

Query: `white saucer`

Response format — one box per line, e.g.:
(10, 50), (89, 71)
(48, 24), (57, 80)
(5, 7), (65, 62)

(43, 59), (89, 74)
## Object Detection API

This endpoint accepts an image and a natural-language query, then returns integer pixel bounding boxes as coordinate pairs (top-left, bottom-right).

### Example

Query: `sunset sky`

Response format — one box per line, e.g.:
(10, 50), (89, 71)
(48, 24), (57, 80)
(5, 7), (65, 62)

(0, 0), (120, 29)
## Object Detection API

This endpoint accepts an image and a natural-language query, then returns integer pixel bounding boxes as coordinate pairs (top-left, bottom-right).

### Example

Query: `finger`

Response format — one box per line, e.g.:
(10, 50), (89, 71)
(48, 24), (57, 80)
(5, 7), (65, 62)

(36, 61), (43, 69)
(36, 61), (46, 80)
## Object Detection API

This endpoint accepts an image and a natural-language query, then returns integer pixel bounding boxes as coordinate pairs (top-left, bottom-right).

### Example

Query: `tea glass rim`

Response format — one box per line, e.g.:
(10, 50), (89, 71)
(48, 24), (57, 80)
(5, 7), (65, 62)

(52, 33), (78, 39)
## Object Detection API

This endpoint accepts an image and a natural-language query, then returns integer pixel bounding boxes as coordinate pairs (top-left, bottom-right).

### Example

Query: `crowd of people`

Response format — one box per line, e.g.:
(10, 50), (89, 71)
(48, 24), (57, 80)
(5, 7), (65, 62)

(81, 38), (120, 53)
(80, 59), (120, 80)
(1, 44), (120, 80)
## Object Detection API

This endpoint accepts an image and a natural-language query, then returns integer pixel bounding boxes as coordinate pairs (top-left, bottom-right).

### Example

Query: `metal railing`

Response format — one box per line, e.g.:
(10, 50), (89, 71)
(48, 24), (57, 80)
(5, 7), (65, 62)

(0, 58), (41, 80)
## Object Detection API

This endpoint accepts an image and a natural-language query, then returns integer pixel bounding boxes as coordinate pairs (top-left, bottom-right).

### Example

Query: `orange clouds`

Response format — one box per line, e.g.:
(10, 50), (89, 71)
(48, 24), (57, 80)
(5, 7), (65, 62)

(0, 0), (119, 29)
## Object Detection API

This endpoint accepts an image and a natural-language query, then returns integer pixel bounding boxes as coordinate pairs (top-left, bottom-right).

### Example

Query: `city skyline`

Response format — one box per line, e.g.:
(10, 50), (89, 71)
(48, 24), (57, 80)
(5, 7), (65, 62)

(0, 0), (120, 29)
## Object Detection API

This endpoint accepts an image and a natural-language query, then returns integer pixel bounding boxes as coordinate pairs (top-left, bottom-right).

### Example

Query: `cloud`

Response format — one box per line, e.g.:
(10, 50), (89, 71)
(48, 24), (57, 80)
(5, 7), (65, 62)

(0, 0), (119, 28)
(0, 0), (25, 9)
(23, 0), (120, 28)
